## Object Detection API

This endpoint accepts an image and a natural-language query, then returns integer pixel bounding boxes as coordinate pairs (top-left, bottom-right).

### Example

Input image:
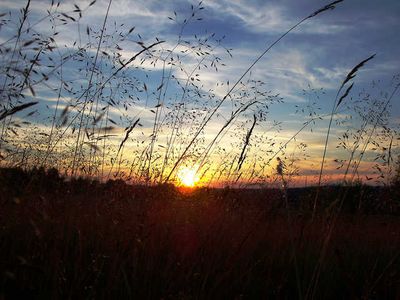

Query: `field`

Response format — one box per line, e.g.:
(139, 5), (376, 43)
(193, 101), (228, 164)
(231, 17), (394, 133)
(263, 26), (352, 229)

(1, 0), (400, 298)
(1, 168), (400, 299)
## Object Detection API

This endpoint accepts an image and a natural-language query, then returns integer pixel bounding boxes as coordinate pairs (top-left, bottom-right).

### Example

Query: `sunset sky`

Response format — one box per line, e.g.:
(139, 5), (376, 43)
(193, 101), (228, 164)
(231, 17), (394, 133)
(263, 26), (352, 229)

(0, 0), (399, 185)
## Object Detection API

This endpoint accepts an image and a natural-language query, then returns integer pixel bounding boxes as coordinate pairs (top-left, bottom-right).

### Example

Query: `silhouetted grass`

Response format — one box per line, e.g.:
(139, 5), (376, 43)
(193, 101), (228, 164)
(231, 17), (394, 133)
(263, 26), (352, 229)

(1, 1), (400, 298)
(1, 168), (399, 299)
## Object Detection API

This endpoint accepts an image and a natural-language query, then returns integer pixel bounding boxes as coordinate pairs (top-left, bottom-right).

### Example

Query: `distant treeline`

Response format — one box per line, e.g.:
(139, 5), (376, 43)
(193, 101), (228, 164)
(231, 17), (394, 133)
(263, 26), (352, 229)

(1, 167), (399, 215)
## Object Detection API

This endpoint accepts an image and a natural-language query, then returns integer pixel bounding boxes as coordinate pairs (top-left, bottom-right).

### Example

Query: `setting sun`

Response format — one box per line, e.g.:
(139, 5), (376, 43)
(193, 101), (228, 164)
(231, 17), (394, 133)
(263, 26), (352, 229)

(177, 166), (200, 187)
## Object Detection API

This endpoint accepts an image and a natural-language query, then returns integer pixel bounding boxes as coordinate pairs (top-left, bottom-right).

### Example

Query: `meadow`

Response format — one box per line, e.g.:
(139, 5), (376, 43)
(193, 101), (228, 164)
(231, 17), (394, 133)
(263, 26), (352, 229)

(1, 0), (400, 298)
(1, 167), (400, 299)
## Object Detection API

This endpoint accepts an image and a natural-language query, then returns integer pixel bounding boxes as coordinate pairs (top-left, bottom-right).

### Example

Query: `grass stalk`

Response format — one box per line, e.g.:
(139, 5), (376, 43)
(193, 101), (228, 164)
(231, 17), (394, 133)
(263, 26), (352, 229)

(165, 1), (345, 183)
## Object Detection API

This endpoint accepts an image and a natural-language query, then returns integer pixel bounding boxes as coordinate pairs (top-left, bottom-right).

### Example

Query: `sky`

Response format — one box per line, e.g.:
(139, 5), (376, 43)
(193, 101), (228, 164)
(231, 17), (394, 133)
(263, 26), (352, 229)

(0, 0), (399, 186)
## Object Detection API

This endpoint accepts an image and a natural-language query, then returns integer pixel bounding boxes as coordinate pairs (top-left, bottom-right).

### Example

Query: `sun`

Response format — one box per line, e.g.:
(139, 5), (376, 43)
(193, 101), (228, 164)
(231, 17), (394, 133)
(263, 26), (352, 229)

(177, 166), (200, 187)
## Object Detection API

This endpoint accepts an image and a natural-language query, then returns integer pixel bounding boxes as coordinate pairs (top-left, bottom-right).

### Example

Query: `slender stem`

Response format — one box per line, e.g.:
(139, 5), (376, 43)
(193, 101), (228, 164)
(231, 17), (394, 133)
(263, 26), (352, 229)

(312, 87), (343, 217)
(165, 16), (310, 182)
(71, 0), (113, 176)
(350, 83), (400, 182)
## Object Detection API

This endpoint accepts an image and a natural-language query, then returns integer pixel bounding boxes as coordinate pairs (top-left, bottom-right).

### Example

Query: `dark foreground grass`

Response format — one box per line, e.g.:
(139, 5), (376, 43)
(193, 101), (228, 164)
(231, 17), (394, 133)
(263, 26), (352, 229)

(1, 168), (400, 299)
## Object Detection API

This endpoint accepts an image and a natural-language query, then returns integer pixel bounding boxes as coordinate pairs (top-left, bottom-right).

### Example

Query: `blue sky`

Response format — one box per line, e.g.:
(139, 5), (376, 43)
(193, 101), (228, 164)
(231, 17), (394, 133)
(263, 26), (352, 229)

(1, 0), (399, 185)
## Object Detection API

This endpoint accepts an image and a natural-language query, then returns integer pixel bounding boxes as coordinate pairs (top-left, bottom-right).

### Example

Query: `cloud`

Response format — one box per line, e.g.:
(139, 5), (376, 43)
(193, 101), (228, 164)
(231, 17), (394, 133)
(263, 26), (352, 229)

(201, 0), (347, 35)
(1, 0), (399, 183)
(203, 0), (288, 32)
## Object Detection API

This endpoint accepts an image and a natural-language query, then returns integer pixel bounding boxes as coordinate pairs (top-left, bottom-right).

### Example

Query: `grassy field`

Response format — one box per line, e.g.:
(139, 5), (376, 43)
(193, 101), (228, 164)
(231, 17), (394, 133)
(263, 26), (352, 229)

(1, 168), (399, 299)
(1, 1), (400, 298)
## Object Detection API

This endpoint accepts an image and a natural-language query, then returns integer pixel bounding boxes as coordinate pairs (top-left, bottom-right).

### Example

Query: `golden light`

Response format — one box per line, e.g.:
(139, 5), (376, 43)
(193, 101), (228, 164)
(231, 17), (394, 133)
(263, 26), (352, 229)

(177, 166), (200, 187)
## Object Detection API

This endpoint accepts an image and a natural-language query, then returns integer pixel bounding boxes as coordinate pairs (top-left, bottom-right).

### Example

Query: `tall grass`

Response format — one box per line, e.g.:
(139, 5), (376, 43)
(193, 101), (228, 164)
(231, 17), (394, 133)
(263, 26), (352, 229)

(1, 1), (400, 298)
(1, 168), (399, 299)
(1, 0), (398, 190)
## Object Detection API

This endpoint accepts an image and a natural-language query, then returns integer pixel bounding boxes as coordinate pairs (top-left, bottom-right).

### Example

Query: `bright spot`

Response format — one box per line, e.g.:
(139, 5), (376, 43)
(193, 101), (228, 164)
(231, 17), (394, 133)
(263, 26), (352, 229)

(177, 166), (199, 187)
